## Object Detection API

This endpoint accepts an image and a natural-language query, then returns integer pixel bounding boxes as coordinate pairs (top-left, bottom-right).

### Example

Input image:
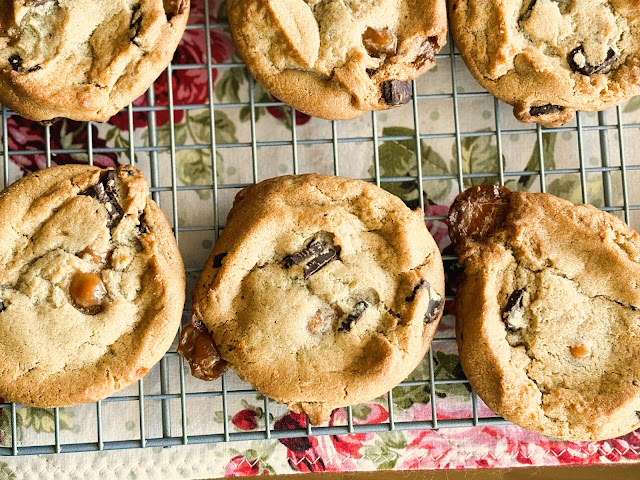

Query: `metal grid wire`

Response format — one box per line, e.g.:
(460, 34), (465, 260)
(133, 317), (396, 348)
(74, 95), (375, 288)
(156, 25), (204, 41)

(0, 6), (639, 456)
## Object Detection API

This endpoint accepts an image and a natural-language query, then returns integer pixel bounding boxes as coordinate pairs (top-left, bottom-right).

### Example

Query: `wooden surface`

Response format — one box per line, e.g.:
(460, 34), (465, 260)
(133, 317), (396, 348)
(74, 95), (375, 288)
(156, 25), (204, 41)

(208, 464), (640, 479)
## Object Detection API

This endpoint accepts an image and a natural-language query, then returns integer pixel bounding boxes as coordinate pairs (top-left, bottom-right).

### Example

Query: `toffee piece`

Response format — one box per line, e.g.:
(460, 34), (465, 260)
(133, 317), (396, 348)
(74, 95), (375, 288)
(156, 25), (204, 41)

(191, 174), (445, 424)
(0, 165), (185, 407)
(449, 184), (640, 441)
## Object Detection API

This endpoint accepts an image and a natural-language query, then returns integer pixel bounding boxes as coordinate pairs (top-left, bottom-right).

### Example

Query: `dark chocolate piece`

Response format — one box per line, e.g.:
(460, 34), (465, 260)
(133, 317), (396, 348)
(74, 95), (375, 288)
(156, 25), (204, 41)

(212, 252), (227, 268)
(82, 170), (123, 227)
(405, 280), (444, 324)
(8, 55), (24, 73)
(138, 213), (149, 234)
(636, 411), (640, 420)
(130, 5), (143, 47)
(568, 47), (616, 76)
(529, 104), (564, 117)
(0, 301), (5, 313)
(503, 289), (525, 332)
(303, 248), (338, 279)
(382, 80), (412, 106)
(284, 242), (323, 268)
(406, 280), (429, 302)
(339, 301), (369, 332)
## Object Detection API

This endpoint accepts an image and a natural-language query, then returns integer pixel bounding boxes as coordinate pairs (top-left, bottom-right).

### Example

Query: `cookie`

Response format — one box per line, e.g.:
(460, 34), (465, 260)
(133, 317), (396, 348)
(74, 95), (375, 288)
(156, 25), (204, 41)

(449, 185), (640, 441)
(227, 0), (447, 120)
(189, 174), (445, 424)
(449, 0), (640, 127)
(0, 0), (189, 122)
(0, 165), (185, 407)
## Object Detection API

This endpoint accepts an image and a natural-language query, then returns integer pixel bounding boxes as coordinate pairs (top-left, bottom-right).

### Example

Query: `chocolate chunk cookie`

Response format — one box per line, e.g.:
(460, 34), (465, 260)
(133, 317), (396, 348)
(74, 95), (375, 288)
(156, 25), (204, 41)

(0, 165), (185, 407)
(227, 0), (447, 120)
(191, 174), (445, 424)
(449, 185), (640, 441)
(0, 0), (189, 122)
(449, 0), (640, 127)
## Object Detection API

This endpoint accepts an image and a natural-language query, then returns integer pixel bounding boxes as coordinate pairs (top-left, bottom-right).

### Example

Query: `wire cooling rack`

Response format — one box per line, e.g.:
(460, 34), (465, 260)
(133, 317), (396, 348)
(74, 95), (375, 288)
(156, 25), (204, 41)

(1, 0), (640, 457)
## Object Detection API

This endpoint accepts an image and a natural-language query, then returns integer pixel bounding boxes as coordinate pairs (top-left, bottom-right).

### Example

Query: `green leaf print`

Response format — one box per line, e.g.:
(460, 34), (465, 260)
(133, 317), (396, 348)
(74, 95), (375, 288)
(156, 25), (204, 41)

(516, 132), (557, 190)
(392, 352), (470, 411)
(215, 66), (247, 103)
(362, 433), (406, 470)
(0, 462), (16, 480)
(623, 96), (640, 113)
(452, 132), (504, 188)
(547, 175), (604, 206)
(1, 406), (75, 443)
(374, 127), (451, 204)
(351, 405), (371, 421)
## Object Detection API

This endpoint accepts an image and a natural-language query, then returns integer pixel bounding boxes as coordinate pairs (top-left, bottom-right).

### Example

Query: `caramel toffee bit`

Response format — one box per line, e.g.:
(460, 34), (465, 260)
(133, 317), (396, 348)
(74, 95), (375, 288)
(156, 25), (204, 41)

(178, 317), (228, 381)
(413, 37), (438, 69)
(212, 252), (227, 268)
(448, 184), (512, 248)
(502, 289), (525, 332)
(362, 27), (397, 58)
(529, 104), (564, 117)
(284, 242), (323, 268)
(568, 47), (617, 76)
(339, 301), (369, 332)
(303, 247), (338, 279)
(69, 272), (107, 315)
(382, 80), (412, 106)
(570, 344), (591, 359)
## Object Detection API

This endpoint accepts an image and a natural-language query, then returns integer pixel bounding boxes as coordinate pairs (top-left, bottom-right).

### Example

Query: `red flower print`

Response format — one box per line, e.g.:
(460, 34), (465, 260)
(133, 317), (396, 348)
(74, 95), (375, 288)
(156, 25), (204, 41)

(329, 404), (389, 459)
(108, 26), (234, 130)
(6, 117), (118, 174)
(424, 203), (451, 253)
(274, 412), (326, 472)
(266, 96), (312, 126)
(224, 455), (269, 476)
(232, 409), (259, 431)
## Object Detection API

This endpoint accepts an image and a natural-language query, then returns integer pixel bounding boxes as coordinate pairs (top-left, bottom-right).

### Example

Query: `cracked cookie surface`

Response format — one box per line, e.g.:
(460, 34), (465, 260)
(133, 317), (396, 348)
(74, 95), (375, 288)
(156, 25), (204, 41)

(449, 0), (640, 127)
(227, 0), (447, 120)
(192, 174), (445, 424)
(0, 0), (189, 122)
(449, 185), (640, 441)
(0, 165), (185, 407)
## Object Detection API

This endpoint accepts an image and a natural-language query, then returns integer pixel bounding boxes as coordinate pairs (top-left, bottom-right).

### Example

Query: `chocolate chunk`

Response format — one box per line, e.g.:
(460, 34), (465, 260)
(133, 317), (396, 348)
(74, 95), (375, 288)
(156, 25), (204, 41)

(303, 248), (338, 279)
(425, 294), (444, 324)
(636, 411), (640, 420)
(503, 289), (525, 332)
(82, 170), (123, 227)
(138, 213), (149, 234)
(212, 252), (227, 268)
(366, 68), (378, 77)
(0, 301), (5, 313)
(130, 5), (143, 47)
(529, 104), (564, 117)
(284, 242), (323, 268)
(413, 36), (439, 70)
(382, 80), (412, 106)
(568, 47), (616, 76)
(406, 280), (444, 324)
(339, 301), (369, 332)
(8, 55), (24, 73)
(177, 317), (228, 381)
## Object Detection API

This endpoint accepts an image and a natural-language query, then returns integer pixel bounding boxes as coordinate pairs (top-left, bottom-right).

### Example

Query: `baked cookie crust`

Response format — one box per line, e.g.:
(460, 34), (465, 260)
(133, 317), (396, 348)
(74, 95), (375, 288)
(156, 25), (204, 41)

(0, 0), (189, 122)
(449, 0), (640, 127)
(193, 174), (445, 424)
(0, 165), (185, 406)
(450, 185), (640, 441)
(228, 0), (447, 120)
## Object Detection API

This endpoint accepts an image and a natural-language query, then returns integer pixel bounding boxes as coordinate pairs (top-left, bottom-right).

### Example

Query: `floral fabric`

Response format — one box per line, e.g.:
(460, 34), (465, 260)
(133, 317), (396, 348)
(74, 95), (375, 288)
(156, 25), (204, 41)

(1, 0), (640, 477)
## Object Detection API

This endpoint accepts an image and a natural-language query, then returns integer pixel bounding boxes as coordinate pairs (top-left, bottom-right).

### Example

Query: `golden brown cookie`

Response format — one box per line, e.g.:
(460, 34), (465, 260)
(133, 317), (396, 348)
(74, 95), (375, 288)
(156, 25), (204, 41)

(191, 174), (445, 424)
(228, 0), (447, 120)
(0, 0), (189, 122)
(449, 0), (640, 127)
(449, 185), (640, 441)
(0, 165), (185, 406)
